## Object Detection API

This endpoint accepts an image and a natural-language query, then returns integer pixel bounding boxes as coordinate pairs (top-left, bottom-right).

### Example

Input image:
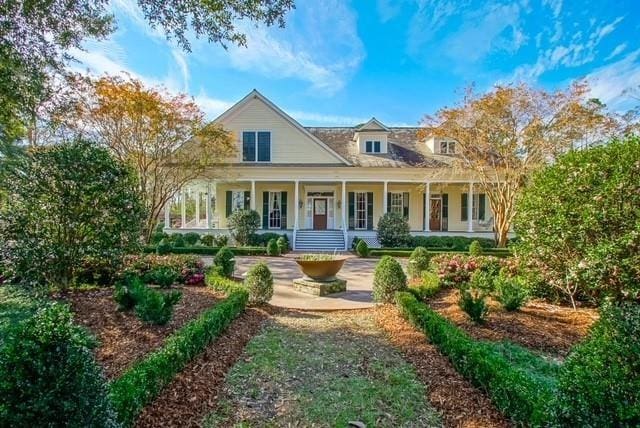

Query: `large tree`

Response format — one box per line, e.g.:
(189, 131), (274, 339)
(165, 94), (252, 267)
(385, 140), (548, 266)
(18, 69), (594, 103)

(0, 0), (294, 146)
(419, 81), (617, 247)
(71, 75), (236, 242)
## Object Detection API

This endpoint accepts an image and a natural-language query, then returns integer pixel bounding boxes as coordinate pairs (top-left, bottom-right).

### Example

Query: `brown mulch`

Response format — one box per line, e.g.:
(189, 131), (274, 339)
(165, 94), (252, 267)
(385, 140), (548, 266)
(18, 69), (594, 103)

(375, 305), (510, 428)
(429, 288), (598, 357)
(134, 305), (278, 428)
(60, 286), (222, 378)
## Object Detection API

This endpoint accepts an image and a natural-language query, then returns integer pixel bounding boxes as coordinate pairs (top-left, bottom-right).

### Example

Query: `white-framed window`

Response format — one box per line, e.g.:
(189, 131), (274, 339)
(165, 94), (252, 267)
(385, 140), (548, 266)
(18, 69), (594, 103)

(355, 192), (367, 230)
(365, 140), (381, 153)
(389, 192), (404, 216)
(268, 192), (281, 229)
(439, 141), (456, 154)
(242, 131), (271, 162)
(231, 190), (245, 212)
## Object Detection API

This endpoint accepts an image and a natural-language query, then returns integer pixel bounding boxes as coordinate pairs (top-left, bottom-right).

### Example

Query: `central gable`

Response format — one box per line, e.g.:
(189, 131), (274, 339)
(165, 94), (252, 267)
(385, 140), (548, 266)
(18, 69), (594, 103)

(214, 90), (349, 165)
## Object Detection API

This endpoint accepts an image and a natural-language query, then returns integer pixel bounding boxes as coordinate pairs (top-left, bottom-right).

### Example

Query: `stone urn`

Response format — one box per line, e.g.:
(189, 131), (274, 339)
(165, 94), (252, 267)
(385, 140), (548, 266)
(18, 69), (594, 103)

(293, 255), (348, 296)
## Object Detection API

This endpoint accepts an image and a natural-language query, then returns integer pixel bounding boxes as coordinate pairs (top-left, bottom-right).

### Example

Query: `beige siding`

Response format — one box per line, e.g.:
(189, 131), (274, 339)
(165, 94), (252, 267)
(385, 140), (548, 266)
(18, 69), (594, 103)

(218, 97), (342, 164)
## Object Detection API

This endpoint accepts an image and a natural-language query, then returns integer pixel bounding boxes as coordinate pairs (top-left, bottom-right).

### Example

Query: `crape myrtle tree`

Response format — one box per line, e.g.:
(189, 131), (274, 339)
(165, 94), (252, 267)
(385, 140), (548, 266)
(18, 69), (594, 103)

(0, 139), (145, 288)
(419, 81), (618, 247)
(514, 136), (640, 307)
(68, 75), (236, 242)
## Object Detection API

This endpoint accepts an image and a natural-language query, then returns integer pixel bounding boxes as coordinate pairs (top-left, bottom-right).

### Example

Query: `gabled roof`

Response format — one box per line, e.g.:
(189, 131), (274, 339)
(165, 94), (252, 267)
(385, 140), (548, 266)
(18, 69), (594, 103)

(212, 89), (351, 165)
(356, 117), (390, 132)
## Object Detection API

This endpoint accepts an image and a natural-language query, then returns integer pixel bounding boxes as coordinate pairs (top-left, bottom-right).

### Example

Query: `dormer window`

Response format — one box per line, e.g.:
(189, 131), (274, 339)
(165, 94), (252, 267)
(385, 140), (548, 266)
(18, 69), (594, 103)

(365, 140), (381, 153)
(439, 141), (456, 154)
(242, 131), (271, 162)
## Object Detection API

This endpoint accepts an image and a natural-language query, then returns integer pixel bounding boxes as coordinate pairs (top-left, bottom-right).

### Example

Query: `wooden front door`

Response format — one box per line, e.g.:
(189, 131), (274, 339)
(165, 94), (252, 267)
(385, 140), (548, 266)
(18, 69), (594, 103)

(313, 198), (328, 230)
(429, 198), (442, 231)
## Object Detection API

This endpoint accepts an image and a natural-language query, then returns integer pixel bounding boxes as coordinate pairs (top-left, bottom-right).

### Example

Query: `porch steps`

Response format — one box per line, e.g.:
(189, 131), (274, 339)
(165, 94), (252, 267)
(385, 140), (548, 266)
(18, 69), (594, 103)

(295, 229), (345, 252)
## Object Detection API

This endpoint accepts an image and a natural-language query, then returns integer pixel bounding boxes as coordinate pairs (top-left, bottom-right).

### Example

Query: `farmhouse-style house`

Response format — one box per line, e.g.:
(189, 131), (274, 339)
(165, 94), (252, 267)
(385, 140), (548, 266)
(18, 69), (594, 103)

(165, 90), (496, 250)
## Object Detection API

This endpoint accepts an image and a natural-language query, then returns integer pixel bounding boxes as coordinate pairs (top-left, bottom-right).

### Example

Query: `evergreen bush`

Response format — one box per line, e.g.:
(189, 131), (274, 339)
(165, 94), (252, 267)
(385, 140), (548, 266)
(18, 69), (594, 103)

(244, 262), (274, 304)
(373, 256), (407, 303)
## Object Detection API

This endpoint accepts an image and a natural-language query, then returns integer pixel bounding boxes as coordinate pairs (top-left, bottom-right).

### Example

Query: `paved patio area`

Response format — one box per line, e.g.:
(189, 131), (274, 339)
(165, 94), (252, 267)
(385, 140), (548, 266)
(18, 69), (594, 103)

(205, 255), (393, 310)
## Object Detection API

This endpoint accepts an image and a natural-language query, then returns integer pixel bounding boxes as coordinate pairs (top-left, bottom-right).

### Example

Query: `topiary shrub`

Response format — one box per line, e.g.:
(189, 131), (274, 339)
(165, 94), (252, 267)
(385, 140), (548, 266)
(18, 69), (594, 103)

(228, 209), (261, 246)
(200, 234), (214, 246)
(494, 274), (528, 311)
(468, 240), (483, 256)
(172, 235), (185, 248)
(213, 247), (235, 278)
(555, 302), (640, 426)
(134, 288), (182, 325)
(376, 212), (411, 248)
(407, 246), (430, 278)
(0, 303), (117, 427)
(356, 239), (370, 257)
(183, 232), (200, 246)
(266, 238), (280, 256)
(213, 234), (229, 247)
(150, 231), (168, 245)
(373, 256), (407, 303)
(244, 262), (274, 305)
(276, 236), (288, 254)
(514, 136), (640, 306)
(156, 238), (172, 255)
(143, 266), (179, 288)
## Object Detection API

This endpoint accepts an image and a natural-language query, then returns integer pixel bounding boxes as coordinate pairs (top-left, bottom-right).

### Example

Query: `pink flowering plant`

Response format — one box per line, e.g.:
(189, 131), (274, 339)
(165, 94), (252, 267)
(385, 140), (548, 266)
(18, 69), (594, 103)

(430, 254), (503, 288)
(122, 254), (205, 286)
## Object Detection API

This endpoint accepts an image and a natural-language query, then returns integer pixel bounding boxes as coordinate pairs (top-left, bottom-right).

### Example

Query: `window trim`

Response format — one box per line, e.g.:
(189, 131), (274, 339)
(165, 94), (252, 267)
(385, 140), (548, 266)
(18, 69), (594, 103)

(242, 130), (272, 162)
(230, 190), (246, 212)
(439, 141), (456, 154)
(389, 192), (403, 216)
(365, 140), (381, 153)
(354, 191), (368, 230)
(268, 191), (282, 229)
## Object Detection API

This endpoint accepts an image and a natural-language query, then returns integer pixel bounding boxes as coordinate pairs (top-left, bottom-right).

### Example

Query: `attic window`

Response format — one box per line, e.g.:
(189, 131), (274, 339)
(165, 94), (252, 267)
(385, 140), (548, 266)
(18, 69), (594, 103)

(365, 140), (381, 153)
(439, 141), (456, 154)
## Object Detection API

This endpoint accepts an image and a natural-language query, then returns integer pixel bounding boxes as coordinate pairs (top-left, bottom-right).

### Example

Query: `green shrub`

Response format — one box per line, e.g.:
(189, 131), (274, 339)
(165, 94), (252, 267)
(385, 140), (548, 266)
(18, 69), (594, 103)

(200, 234), (214, 246)
(143, 266), (179, 288)
(395, 292), (557, 425)
(183, 232), (200, 246)
(122, 254), (205, 285)
(244, 262), (274, 304)
(494, 274), (528, 311)
(156, 238), (172, 255)
(143, 245), (267, 256)
(110, 277), (248, 426)
(514, 136), (640, 305)
(276, 236), (288, 254)
(134, 288), (182, 325)
(75, 255), (119, 286)
(228, 209), (261, 246)
(408, 271), (441, 301)
(172, 235), (185, 248)
(0, 303), (117, 427)
(150, 231), (168, 245)
(468, 269), (496, 293)
(266, 238), (280, 256)
(167, 233), (183, 243)
(407, 247), (430, 278)
(154, 222), (164, 233)
(113, 276), (146, 311)
(213, 235), (229, 247)
(556, 303), (640, 426)
(351, 236), (361, 250)
(249, 232), (287, 247)
(376, 212), (411, 248)
(214, 247), (235, 278)
(458, 287), (489, 324)
(373, 256), (407, 303)
(355, 239), (370, 257)
(411, 235), (497, 251)
(468, 240), (483, 256)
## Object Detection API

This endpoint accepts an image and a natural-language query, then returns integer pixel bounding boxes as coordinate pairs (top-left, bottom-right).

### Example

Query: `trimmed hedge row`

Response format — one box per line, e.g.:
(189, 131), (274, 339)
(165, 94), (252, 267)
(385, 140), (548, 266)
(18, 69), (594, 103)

(143, 245), (267, 256)
(370, 248), (513, 258)
(109, 275), (248, 426)
(395, 291), (557, 426)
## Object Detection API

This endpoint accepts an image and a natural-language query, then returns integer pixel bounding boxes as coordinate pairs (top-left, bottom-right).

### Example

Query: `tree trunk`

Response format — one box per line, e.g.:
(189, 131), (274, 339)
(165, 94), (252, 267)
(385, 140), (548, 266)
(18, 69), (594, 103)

(493, 207), (511, 248)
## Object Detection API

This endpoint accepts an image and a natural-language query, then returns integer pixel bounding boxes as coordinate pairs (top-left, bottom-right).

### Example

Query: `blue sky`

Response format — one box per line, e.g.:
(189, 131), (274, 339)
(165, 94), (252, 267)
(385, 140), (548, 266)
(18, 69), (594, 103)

(72, 0), (640, 126)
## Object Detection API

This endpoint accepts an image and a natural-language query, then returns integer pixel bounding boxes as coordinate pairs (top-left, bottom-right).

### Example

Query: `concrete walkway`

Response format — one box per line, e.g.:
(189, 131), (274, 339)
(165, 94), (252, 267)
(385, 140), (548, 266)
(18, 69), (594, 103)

(205, 255), (386, 310)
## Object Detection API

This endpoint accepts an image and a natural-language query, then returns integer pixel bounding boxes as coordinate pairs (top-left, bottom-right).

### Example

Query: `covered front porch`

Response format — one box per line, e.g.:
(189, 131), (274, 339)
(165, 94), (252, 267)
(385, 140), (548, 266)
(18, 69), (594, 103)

(164, 178), (496, 250)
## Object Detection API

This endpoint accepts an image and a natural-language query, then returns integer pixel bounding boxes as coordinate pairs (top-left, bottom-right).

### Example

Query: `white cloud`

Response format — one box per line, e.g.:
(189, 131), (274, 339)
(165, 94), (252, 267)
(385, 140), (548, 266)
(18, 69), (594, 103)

(288, 110), (369, 126)
(377, 0), (406, 22)
(586, 49), (640, 111)
(542, 0), (562, 18)
(171, 49), (190, 91)
(605, 43), (627, 61)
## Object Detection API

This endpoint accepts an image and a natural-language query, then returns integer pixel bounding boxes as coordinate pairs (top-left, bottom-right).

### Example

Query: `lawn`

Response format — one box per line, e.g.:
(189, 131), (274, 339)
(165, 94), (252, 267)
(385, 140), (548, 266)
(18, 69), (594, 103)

(205, 310), (441, 427)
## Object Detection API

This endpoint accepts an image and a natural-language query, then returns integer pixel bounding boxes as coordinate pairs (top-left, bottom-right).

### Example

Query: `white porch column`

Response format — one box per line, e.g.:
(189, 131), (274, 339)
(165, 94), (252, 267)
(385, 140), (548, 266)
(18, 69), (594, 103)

(467, 182), (474, 232)
(383, 180), (388, 213)
(206, 182), (213, 229)
(164, 200), (170, 229)
(195, 189), (200, 226)
(250, 180), (256, 210)
(293, 180), (299, 251)
(341, 180), (347, 250)
(424, 181), (430, 232)
(181, 189), (186, 228)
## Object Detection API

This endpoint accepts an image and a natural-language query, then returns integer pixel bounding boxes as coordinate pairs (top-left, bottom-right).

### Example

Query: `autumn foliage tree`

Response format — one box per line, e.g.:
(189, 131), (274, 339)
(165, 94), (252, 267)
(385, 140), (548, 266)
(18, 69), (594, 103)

(71, 75), (236, 242)
(420, 81), (617, 247)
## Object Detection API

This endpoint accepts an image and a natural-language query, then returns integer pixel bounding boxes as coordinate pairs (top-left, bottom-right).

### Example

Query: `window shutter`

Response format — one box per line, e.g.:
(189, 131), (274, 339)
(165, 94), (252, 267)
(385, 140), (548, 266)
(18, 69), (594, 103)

(225, 191), (232, 218)
(479, 194), (486, 221)
(257, 132), (271, 162)
(422, 193), (426, 230)
(281, 192), (287, 229)
(442, 194), (448, 231)
(461, 193), (468, 221)
(366, 192), (374, 230)
(262, 192), (269, 229)
(403, 192), (410, 221)
(242, 132), (256, 161)
(386, 192), (391, 213)
(348, 192), (355, 230)
(244, 191), (251, 210)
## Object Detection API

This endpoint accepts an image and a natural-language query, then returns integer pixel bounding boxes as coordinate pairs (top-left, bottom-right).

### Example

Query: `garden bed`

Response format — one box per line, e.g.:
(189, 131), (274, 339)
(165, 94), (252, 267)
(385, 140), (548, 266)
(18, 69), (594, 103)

(59, 286), (222, 378)
(429, 288), (598, 357)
